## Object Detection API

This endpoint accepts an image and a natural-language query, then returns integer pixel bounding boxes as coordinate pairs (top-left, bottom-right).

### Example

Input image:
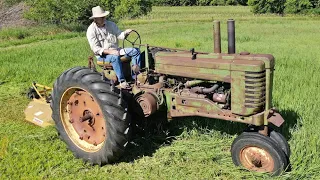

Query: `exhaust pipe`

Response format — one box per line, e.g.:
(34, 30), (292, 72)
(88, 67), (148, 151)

(213, 20), (221, 53)
(227, 19), (236, 54)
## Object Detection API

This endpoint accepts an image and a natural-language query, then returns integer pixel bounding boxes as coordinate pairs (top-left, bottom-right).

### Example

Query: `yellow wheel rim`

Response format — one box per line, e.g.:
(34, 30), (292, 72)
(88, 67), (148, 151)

(239, 146), (275, 173)
(60, 87), (106, 152)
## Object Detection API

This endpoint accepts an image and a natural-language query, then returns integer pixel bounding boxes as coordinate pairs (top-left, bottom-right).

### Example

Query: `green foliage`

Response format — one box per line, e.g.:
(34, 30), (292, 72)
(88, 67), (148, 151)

(307, 7), (320, 14)
(24, 0), (152, 26)
(25, 0), (99, 25)
(248, 0), (286, 14)
(226, 0), (237, 5)
(237, 0), (248, 6)
(180, 0), (197, 6)
(248, 0), (320, 14)
(196, 0), (212, 6)
(114, 0), (152, 19)
(285, 0), (313, 13)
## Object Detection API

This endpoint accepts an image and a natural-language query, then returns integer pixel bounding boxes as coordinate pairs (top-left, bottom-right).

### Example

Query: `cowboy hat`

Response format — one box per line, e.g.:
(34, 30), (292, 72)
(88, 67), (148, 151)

(89, 6), (110, 20)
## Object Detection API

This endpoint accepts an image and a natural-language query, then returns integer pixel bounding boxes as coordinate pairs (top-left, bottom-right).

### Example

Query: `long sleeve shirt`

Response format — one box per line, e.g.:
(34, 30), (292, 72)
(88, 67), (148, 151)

(86, 20), (126, 56)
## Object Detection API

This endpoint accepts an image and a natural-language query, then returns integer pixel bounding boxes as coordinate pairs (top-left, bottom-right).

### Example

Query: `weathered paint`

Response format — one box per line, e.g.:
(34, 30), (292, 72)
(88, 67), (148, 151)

(155, 51), (269, 117)
(231, 60), (265, 72)
(214, 20), (221, 53)
(155, 63), (232, 82)
(164, 91), (173, 119)
(24, 99), (54, 127)
(176, 96), (223, 112)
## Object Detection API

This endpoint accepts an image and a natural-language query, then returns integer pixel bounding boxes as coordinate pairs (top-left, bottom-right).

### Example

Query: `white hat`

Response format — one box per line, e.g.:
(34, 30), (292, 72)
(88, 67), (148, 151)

(89, 6), (110, 20)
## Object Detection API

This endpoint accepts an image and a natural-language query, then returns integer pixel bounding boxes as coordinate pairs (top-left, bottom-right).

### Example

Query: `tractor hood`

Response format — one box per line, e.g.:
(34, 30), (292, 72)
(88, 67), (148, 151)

(154, 51), (274, 82)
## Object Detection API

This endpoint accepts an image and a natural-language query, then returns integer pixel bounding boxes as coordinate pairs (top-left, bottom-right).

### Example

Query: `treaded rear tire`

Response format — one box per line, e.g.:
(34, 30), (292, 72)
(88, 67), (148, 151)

(51, 66), (131, 165)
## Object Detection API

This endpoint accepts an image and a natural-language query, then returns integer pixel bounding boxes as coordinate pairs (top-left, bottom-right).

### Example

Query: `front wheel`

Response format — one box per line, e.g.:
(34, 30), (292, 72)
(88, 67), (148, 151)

(51, 67), (131, 165)
(231, 132), (288, 176)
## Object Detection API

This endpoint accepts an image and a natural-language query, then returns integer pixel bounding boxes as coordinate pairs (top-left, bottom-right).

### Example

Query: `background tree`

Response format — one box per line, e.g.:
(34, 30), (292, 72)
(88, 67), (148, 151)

(24, 0), (152, 27)
(248, 0), (286, 14)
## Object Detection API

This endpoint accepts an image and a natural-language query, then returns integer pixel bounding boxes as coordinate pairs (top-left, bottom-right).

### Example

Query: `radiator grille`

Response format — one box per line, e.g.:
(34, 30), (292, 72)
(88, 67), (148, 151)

(244, 71), (266, 111)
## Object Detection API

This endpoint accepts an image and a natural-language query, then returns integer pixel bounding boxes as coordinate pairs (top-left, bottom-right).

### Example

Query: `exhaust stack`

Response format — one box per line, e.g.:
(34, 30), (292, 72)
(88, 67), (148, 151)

(227, 19), (236, 54)
(213, 20), (221, 53)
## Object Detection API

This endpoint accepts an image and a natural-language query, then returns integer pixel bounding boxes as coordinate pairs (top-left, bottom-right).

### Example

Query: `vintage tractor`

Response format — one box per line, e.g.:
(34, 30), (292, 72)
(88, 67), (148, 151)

(26, 20), (289, 175)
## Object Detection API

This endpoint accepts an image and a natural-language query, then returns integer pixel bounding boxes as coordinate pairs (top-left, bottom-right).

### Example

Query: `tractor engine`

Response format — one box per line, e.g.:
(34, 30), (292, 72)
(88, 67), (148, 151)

(165, 78), (231, 110)
(153, 51), (273, 117)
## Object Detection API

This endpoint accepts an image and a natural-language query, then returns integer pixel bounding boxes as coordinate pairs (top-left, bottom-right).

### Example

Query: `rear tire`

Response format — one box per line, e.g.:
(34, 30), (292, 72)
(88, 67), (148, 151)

(231, 132), (288, 176)
(51, 66), (131, 165)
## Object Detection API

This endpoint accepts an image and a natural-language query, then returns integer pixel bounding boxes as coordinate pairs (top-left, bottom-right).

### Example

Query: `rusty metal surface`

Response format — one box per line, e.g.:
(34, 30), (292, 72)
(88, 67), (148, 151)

(214, 20), (221, 53)
(154, 50), (268, 117)
(135, 43), (209, 55)
(239, 146), (275, 172)
(258, 126), (269, 136)
(66, 90), (106, 146)
(231, 70), (266, 116)
(155, 52), (266, 70)
(136, 93), (159, 117)
(88, 56), (96, 71)
(267, 109), (285, 127)
(240, 51), (250, 55)
(166, 90), (265, 126)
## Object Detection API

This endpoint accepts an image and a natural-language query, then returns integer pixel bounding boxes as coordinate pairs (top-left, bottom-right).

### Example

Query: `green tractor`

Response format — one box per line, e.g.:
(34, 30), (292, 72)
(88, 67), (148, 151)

(48, 20), (289, 175)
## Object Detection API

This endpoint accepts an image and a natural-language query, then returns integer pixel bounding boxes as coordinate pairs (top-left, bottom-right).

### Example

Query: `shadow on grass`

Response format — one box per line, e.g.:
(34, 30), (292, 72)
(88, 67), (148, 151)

(119, 110), (173, 163)
(120, 105), (300, 163)
(276, 109), (301, 140)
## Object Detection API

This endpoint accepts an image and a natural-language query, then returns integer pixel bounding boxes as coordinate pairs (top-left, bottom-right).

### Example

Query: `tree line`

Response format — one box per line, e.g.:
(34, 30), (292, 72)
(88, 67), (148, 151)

(3, 0), (320, 28)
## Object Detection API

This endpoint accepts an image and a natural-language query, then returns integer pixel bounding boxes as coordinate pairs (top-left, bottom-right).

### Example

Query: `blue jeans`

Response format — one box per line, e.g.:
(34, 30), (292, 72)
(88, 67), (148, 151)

(97, 48), (141, 82)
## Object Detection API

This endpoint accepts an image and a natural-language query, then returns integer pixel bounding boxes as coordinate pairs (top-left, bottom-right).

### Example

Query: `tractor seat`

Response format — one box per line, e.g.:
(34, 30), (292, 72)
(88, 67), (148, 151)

(97, 56), (131, 69)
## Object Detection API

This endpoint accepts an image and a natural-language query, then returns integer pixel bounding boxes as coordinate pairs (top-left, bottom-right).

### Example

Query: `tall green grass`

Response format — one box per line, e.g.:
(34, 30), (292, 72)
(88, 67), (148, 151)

(0, 26), (83, 48)
(0, 6), (320, 179)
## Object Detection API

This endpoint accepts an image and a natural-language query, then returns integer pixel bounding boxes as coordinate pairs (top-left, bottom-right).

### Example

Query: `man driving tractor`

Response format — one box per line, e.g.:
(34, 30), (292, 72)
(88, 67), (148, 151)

(86, 6), (141, 89)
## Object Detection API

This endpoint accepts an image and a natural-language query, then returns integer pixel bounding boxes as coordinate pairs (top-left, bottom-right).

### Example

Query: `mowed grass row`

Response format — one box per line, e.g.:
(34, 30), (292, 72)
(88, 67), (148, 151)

(1, 6), (320, 179)
(0, 25), (83, 48)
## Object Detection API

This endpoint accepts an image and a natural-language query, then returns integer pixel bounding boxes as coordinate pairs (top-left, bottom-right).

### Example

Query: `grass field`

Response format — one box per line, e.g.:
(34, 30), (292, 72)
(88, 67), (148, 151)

(1, 6), (320, 179)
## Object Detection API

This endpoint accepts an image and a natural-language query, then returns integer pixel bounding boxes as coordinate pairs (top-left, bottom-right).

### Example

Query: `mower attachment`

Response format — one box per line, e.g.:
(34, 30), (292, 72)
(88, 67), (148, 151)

(24, 82), (54, 127)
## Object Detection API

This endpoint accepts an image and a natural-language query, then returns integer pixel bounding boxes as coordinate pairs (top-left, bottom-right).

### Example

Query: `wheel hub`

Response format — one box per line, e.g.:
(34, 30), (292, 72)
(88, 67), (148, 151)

(239, 146), (274, 172)
(60, 88), (106, 152)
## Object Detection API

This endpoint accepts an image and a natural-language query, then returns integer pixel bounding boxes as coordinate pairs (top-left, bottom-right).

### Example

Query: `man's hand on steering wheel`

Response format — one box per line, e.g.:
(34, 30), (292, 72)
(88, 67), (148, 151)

(124, 29), (133, 37)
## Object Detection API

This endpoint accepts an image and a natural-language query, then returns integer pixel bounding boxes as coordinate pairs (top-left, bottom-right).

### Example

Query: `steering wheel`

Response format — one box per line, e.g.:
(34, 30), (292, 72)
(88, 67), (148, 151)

(122, 30), (141, 57)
